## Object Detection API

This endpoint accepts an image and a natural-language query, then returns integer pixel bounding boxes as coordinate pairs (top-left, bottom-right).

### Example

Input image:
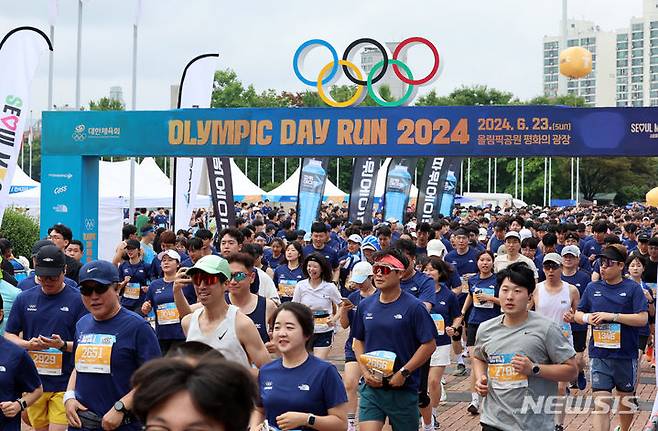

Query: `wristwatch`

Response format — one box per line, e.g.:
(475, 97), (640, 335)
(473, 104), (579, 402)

(16, 398), (27, 411)
(58, 339), (67, 352)
(114, 400), (129, 415)
(399, 367), (411, 378)
(307, 414), (316, 426)
(532, 364), (541, 376)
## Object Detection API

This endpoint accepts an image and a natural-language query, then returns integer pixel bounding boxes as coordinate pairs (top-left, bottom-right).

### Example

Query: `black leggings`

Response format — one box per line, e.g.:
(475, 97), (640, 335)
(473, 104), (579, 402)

(417, 359), (431, 408)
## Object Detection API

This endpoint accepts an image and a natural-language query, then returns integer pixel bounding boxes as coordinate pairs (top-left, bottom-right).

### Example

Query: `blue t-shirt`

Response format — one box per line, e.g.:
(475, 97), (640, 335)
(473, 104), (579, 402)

(0, 337), (41, 431)
(149, 253), (189, 282)
(582, 238), (603, 258)
(273, 264), (304, 301)
(263, 249), (285, 271)
(145, 278), (196, 340)
(118, 260), (150, 310)
(5, 285), (87, 392)
(352, 290), (437, 391)
(623, 239), (638, 253)
(259, 356), (347, 429)
(400, 271), (436, 307)
(153, 214), (168, 229)
(74, 308), (161, 429)
(577, 278), (648, 359)
(444, 247), (479, 276)
(344, 289), (371, 360)
(639, 281), (654, 337)
(17, 273), (77, 291)
(561, 270), (592, 332)
(467, 274), (500, 325)
(0, 280), (21, 335)
(430, 286), (460, 346)
(440, 236), (454, 253)
(489, 236), (505, 254)
(303, 244), (339, 269)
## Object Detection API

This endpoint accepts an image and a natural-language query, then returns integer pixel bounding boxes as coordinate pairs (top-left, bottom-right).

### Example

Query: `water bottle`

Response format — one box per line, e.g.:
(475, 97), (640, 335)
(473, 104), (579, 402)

(439, 170), (457, 217)
(297, 159), (326, 234)
(384, 164), (411, 222)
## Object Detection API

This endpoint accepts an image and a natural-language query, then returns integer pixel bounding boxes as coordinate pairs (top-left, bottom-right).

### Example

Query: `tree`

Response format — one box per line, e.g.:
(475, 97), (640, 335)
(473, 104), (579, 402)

(89, 97), (125, 111)
(416, 85), (517, 106)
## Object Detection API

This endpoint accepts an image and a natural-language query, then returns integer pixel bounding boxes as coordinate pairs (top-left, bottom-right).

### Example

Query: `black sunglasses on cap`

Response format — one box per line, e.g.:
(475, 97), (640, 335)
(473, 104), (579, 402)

(80, 282), (112, 296)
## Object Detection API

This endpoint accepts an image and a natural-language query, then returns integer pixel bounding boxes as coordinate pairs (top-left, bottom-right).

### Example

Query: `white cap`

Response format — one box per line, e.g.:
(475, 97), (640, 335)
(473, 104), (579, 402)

(386, 217), (399, 223)
(561, 245), (581, 257)
(478, 227), (488, 241)
(543, 252), (563, 265)
(427, 239), (447, 257)
(348, 234), (363, 244)
(350, 261), (373, 284)
(505, 231), (521, 241)
(158, 249), (181, 262)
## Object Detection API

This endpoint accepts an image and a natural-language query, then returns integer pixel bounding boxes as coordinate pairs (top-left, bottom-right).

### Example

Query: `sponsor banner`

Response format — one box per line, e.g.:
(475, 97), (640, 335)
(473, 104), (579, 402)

(416, 157), (461, 223)
(206, 157), (235, 232)
(347, 157), (382, 223)
(382, 157), (417, 223)
(296, 158), (329, 234)
(44, 106), (658, 158)
(172, 53), (219, 231)
(438, 158), (462, 218)
(0, 27), (51, 225)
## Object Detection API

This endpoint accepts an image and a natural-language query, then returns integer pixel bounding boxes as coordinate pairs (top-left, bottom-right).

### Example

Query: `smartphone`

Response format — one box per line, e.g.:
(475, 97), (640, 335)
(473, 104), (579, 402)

(341, 297), (352, 305)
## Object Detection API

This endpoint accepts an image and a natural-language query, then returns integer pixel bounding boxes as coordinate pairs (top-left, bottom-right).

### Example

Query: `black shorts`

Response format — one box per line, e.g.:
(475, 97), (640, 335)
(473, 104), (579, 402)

(311, 331), (333, 348)
(572, 330), (587, 353)
(466, 323), (480, 347)
(640, 335), (650, 353)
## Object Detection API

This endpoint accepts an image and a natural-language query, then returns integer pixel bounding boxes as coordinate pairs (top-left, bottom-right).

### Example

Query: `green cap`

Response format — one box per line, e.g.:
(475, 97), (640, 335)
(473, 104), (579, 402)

(186, 255), (231, 280)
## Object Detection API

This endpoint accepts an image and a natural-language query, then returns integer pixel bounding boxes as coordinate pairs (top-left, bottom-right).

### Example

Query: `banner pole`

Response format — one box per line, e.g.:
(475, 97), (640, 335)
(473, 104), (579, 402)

(75, 0), (82, 109)
(129, 22), (137, 227)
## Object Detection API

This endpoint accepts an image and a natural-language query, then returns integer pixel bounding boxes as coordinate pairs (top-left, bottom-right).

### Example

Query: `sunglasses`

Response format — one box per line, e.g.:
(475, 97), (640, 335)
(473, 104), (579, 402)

(372, 264), (396, 275)
(191, 272), (221, 286)
(600, 258), (621, 267)
(80, 283), (112, 297)
(230, 271), (248, 282)
(542, 263), (560, 271)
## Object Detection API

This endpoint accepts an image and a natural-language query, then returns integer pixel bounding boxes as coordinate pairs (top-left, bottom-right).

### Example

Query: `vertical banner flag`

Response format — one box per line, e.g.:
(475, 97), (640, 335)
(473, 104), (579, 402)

(437, 158), (462, 218)
(296, 157), (329, 235)
(382, 158), (417, 223)
(206, 157), (235, 231)
(348, 157), (382, 223)
(416, 157), (462, 223)
(0, 27), (52, 225)
(172, 53), (219, 232)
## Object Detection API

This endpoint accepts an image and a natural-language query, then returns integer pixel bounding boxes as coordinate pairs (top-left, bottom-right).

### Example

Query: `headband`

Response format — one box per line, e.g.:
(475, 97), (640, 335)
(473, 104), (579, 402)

(375, 254), (405, 270)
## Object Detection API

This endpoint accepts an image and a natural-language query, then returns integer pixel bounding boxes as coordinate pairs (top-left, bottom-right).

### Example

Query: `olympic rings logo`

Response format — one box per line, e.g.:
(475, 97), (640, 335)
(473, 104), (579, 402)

(293, 37), (440, 107)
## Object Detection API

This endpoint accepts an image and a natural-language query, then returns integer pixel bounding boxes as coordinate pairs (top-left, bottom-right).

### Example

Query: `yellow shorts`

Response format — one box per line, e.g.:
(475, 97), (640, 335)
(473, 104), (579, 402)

(27, 391), (67, 428)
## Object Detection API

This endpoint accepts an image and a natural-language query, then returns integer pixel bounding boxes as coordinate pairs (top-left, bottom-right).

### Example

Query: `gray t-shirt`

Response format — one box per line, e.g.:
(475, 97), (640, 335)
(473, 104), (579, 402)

(473, 311), (576, 431)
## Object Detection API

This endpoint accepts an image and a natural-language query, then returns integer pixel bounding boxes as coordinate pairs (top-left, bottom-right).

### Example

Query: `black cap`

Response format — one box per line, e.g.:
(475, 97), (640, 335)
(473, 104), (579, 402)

(564, 232), (580, 242)
(639, 233), (650, 242)
(597, 246), (627, 263)
(453, 228), (468, 237)
(31, 239), (55, 256)
(35, 245), (66, 277)
(649, 237), (658, 247)
(125, 239), (141, 250)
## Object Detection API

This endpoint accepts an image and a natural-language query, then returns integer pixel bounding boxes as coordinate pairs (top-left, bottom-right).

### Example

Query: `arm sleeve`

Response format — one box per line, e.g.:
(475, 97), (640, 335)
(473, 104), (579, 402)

(5, 294), (23, 335)
(145, 283), (155, 303)
(352, 304), (365, 341)
(328, 283), (342, 305)
(135, 321), (162, 364)
(322, 365), (349, 408)
(633, 284), (649, 313)
(545, 321), (576, 365)
(17, 350), (42, 393)
(577, 284), (592, 312)
(418, 278), (437, 307)
(413, 302), (438, 344)
(183, 284), (197, 305)
(448, 267), (462, 290)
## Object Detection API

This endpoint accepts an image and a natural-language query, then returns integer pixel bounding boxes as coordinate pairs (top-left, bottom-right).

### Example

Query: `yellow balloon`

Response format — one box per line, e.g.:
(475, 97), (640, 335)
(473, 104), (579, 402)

(646, 187), (658, 207)
(559, 46), (593, 79)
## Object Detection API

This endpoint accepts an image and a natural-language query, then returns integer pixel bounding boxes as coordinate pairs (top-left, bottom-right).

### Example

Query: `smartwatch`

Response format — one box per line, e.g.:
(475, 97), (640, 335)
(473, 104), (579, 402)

(532, 364), (541, 376)
(307, 414), (316, 426)
(114, 400), (129, 415)
(400, 367), (411, 378)
(16, 399), (27, 411)
(58, 339), (67, 352)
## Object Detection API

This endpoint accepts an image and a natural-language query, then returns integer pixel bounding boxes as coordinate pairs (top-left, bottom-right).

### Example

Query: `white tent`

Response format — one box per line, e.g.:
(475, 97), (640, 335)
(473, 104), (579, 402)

(265, 167), (346, 203)
(374, 158), (419, 202)
(228, 158), (266, 201)
(10, 166), (39, 194)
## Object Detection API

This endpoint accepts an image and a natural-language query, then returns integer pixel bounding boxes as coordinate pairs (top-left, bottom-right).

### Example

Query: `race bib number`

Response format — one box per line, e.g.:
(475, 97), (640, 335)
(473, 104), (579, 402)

(277, 279), (296, 298)
(473, 287), (495, 309)
(75, 334), (116, 374)
(461, 281), (470, 294)
(561, 322), (572, 339)
(313, 310), (331, 332)
(488, 353), (528, 390)
(359, 350), (396, 379)
(431, 314), (445, 336)
(156, 303), (180, 325)
(124, 283), (141, 300)
(29, 348), (63, 376)
(647, 283), (657, 298)
(593, 323), (621, 349)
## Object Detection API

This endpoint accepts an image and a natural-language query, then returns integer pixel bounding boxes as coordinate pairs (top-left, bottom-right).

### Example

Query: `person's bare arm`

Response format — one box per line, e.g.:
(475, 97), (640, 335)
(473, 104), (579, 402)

(237, 313), (271, 369)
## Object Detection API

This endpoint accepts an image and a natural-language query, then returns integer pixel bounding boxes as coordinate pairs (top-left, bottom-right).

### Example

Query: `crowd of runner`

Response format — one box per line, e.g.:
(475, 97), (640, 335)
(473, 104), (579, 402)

(2, 201), (658, 430)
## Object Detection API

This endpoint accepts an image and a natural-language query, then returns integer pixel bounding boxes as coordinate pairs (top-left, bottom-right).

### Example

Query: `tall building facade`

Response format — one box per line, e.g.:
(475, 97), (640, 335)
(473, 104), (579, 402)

(360, 42), (408, 101)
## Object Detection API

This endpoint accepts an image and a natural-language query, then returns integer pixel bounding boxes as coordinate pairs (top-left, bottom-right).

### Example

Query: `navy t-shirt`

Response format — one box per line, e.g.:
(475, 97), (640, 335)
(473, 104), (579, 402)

(444, 247), (479, 276)
(263, 249), (285, 271)
(562, 270), (592, 332)
(0, 337), (41, 431)
(489, 236), (505, 254)
(352, 290), (437, 391)
(259, 355), (347, 429)
(577, 278), (648, 359)
(430, 286), (460, 346)
(344, 289), (370, 360)
(74, 308), (161, 430)
(118, 260), (150, 310)
(303, 244), (339, 269)
(582, 238), (603, 258)
(639, 281), (654, 337)
(145, 278), (196, 340)
(17, 274), (78, 291)
(5, 285), (87, 392)
(467, 274), (500, 325)
(400, 271), (436, 307)
(273, 264), (304, 301)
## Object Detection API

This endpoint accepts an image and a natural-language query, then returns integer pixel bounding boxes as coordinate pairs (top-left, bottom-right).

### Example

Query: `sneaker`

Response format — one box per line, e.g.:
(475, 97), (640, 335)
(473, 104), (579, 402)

(555, 425), (564, 431)
(453, 363), (467, 376)
(441, 376), (446, 385)
(613, 426), (621, 431)
(467, 402), (479, 415)
(577, 371), (587, 390)
(440, 381), (447, 404)
(347, 424), (356, 431)
(569, 379), (578, 389)
(433, 414), (440, 430)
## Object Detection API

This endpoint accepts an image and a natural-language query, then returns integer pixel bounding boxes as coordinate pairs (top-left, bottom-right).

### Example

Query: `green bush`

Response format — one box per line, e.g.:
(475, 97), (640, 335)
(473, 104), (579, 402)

(1, 207), (39, 258)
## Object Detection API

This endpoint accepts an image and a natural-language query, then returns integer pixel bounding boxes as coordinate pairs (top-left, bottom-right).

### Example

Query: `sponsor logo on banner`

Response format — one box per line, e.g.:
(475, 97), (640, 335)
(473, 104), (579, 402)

(53, 185), (67, 195)
(73, 124), (121, 141)
(53, 204), (68, 213)
(206, 157), (235, 232)
(417, 157), (445, 223)
(348, 157), (381, 223)
(84, 218), (95, 231)
(72, 124), (86, 141)
(47, 173), (73, 179)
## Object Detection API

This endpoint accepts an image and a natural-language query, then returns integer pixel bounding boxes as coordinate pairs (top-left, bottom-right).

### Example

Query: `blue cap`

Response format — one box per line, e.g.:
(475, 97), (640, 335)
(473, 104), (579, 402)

(79, 260), (120, 285)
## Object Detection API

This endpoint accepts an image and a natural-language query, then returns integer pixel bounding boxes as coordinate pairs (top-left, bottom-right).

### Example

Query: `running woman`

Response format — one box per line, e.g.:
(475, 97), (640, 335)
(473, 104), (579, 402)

(273, 242), (304, 303)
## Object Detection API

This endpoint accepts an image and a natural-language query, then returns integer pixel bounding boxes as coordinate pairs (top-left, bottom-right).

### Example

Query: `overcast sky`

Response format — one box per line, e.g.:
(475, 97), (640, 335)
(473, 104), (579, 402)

(1, 0), (645, 116)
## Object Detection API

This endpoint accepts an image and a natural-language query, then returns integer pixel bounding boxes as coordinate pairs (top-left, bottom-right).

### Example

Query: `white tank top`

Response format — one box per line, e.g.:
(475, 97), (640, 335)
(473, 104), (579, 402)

(536, 281), (573, 341)
(186, 305), (250, 368)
